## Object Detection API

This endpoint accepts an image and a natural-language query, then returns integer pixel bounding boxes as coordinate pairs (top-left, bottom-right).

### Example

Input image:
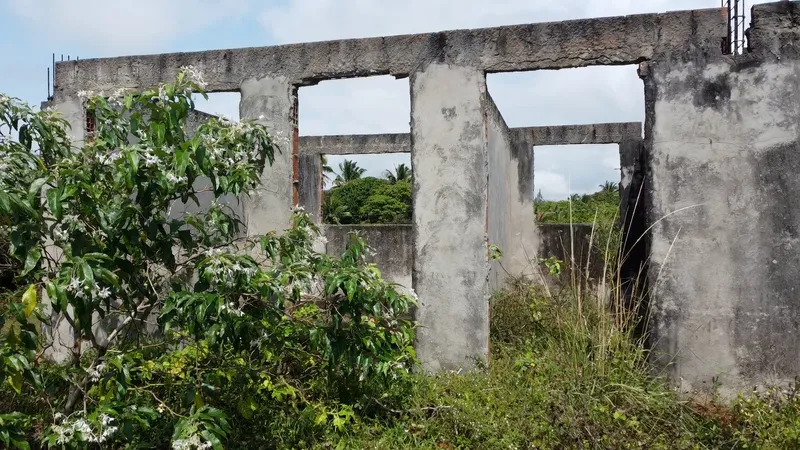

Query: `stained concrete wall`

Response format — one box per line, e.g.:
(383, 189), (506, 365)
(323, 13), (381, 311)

(324, 225), (413, 293)
(644, 2), (800, 397)
(537, 224), (606, 287)
(239, 77), (297, 237)
(411, 63), (490, 372)
(50, 1), (771, 390)
(487, 94), (537, 289)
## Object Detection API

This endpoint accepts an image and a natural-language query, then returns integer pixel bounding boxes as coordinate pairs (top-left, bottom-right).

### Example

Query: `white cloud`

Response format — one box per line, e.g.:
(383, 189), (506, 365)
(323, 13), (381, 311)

(259, 0), (721, 45)
(6, 0), (251, 54)
(534, 171), (571, 200)
(299, 76), (410, 135)
(193, 92), (242, 121)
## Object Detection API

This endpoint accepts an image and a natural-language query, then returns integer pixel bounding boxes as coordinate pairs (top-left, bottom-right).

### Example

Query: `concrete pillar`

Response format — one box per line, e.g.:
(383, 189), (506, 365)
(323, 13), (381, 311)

(411, 63), (490, 372)
(645, 3), (800, 397)
(239, 76), (298, 236)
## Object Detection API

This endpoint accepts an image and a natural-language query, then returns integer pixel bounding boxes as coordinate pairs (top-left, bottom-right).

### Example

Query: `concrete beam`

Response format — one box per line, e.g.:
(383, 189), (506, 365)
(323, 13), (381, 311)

(299, 133), (410, 155)
(297, 122), (643, 156)
(53, 8), (725, 96)
(514, 122), (642, 146)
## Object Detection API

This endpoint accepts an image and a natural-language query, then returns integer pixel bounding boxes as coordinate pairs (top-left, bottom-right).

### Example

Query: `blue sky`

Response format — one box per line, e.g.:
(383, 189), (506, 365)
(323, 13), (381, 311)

(0, 0), (727, 199)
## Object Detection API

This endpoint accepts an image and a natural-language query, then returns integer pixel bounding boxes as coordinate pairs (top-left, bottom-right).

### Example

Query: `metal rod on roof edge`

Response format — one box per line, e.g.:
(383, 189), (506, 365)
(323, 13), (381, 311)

(47, 67), (51, 99)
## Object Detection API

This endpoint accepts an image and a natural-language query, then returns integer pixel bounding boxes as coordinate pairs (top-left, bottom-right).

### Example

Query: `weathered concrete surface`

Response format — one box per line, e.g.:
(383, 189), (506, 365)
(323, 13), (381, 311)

(487, 93), (537, 289)
(52, 9), (725, 95)
(325, 225), (413, 293)
(299, 134), (410, 155)
(411, 63), (489, 372)
(239, 76), (297, 236)
(513, 122), (641, 146)
(51, 96), (85, 144)
(538, 224), (605, 286)
(645, 1), (800, 398)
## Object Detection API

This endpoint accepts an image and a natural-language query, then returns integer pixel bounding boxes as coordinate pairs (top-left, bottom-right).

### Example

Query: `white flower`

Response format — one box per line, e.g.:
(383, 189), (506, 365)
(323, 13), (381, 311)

(99, 414), (114, 426)
(180, 65), (208, 90)
(144, 153), (161, 166)
(67, 277), (81, 293)
(166, 172), (187, 184)
(172, 433), (212, 450)
(76, 90), (94, 101)
(53, 226), (69, 242)
(97, 286), (111, 299)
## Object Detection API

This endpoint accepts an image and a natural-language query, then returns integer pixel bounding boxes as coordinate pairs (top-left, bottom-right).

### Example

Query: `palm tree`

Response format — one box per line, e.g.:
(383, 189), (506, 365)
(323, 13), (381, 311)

(333, 159), (366, 187)
(321, 155), (335, 185)
(599, 181), (619, 193)
(384, 163), (412, 184)
(322, 194), (352, 224)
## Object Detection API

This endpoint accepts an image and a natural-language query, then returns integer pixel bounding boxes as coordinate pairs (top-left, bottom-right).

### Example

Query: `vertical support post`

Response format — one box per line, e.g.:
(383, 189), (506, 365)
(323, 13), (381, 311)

(239, 76), (298, 237)
(410, 63), (490, 372)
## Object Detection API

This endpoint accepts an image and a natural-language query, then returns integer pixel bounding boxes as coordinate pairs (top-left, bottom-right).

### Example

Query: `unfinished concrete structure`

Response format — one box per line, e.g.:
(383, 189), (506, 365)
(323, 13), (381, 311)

(49, 2), (800, 397)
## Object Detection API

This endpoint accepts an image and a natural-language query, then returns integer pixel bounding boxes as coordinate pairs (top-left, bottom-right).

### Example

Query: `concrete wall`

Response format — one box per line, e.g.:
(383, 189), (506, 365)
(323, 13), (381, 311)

(52, 9), (725, 91)
(324, 225), (413, 293)
(644, 2), (800, 397)
(487, 94), (537, 289)
(55, 1), (800, 399)
(537, 224), (606, 287)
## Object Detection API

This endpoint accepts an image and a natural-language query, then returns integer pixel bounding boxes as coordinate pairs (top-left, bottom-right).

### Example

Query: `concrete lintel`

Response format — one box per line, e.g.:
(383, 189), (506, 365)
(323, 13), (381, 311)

(299, 133), (410, 155)
(514, 122), (643, 146)
(297, 122), (643, 156)
(53, 8), (725, 96)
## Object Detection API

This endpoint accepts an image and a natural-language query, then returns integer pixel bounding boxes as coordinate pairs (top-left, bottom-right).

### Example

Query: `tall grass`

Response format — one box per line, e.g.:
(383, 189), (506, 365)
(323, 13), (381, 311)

(328, 189), (800, 449)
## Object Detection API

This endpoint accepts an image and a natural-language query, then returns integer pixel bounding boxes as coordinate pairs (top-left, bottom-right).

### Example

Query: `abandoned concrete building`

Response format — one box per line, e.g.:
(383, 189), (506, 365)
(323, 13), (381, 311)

(46, 2), (800, 398)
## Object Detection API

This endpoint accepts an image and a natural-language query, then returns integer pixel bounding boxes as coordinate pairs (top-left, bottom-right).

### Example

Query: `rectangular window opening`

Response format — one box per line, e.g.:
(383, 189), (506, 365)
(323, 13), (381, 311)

(299, 75), (410, 135)
(321, 153), (412, 225)
(191, 92), (242, 123)
(486, 65), (645, 284)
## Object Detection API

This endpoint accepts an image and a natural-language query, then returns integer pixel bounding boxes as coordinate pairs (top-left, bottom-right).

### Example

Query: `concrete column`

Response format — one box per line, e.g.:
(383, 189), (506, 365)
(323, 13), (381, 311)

(40, 95), (85, 363)
(411, 63), (490, 372)
(645, 5), (800, 397)
(239, 76), (298, 236)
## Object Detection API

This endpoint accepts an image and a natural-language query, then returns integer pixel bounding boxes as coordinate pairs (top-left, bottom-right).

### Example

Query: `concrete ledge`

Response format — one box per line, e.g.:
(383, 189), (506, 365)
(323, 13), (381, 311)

(295, 122), (643, 156)
(53, 8), (725, 96)
(299, 133), (410, 155)
(514, 122), (642, 146)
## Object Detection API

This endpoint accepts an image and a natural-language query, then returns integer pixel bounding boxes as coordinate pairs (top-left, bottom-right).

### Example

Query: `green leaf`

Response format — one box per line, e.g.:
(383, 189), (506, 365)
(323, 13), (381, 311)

(8, 372), (23, 395)
(46, 186), (62, 220)
(127, 150), (140, 174)
(28, 177), (48, 199)
(22, 285), (37, 318)
(21, 248), (40, 276)
(79, 260), (94, 286)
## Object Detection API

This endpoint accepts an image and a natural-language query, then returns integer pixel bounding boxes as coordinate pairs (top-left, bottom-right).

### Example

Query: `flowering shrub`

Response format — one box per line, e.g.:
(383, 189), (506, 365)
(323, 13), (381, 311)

(0, 69), (417, 448)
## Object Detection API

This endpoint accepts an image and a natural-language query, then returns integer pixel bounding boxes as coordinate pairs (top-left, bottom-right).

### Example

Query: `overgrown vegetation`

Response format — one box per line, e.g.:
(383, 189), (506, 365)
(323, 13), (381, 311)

(331, 277), (800, 449)
(0, 73), (416, 448)
(535, 182), (622, 269)
(322, 161), (412, 225)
